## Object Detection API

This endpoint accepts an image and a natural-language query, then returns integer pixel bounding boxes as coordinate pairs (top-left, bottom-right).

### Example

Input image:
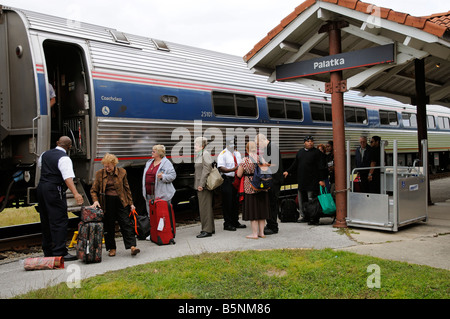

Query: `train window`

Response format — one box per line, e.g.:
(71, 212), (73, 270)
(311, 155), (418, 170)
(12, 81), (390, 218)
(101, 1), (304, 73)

(427, 115), (436, 129)
(402, 112), (417, 127)
(345, 108), (355, 122)
(324, 105), (332, 121)
(267, 98), (285, 118)
(152, 39), (170, 51)
(356, 108), (367, 124)
(345, 106), (367, 124)
(213, 92), (235, 116)
(444, 117), (450, 129)
(438, 116), (450, 129)
(212, 92), (257, 118)
(267, 98), (302, 120)
(310, 102), (332, 122)
(379, 110), (398, 126)
(110, 30), (130, 44)
(285, 100), (302, 120)
(236, 94), (257, 117)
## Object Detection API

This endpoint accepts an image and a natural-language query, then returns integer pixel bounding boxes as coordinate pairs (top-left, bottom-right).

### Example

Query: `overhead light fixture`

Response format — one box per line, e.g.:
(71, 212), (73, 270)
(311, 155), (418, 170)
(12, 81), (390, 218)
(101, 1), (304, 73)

(435, 63), (441, 68)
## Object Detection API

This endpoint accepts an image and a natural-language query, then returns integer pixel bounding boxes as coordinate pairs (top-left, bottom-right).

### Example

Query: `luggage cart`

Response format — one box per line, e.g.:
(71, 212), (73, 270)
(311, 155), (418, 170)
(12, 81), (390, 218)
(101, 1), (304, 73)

(346, 140), (428, 231)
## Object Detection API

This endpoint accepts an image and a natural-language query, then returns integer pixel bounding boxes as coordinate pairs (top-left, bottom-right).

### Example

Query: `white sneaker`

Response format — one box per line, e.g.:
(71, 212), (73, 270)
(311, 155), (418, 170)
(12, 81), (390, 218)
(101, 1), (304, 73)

(146, 235), (151, 241)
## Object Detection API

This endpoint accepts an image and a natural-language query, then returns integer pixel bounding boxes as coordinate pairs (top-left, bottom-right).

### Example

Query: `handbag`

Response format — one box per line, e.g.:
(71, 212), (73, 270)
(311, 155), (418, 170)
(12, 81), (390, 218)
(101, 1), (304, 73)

(231, 153), (241, 189)
(317, 186), (336, 215)
(206, 167), (224, 191)
(129, 209), (150, 240)
(80, 206), (104, 222)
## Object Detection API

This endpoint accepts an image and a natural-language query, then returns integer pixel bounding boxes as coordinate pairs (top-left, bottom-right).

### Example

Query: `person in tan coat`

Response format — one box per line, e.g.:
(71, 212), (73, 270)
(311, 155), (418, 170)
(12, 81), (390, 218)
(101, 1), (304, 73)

(194, 137), (215, 238)
(91, 153), (140, 257)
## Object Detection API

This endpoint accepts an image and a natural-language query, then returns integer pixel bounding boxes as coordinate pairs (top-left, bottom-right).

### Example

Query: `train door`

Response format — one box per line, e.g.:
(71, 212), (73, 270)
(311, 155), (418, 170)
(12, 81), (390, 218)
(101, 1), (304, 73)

(42, 41), (92, 200)
(43, 41), (91, 154)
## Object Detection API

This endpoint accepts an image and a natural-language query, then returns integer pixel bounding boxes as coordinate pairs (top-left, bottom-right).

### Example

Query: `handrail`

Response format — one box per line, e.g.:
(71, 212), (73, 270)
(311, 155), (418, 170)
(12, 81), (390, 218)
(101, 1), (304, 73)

(31, 116), (40, 156)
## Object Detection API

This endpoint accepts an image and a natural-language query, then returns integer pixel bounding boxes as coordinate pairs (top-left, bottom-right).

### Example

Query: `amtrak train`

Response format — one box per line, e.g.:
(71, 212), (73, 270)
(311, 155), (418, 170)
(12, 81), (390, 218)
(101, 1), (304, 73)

(1, 5), (450, 213)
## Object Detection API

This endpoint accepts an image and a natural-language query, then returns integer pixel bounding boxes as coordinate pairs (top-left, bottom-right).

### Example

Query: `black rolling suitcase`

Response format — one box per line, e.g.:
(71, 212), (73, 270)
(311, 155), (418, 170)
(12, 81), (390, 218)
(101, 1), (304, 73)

(279, 198), (299, 222)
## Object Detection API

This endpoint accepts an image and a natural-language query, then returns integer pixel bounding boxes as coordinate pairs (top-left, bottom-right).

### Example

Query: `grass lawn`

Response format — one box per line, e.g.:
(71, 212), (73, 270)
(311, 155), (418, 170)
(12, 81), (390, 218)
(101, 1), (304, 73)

(15, 248), (450, 299)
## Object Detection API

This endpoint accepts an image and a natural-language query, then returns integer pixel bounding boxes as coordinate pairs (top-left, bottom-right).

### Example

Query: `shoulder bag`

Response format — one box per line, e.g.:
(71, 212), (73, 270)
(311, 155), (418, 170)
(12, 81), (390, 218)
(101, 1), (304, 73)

(206, 166), (224, 191)
(317, 186), (336, 215)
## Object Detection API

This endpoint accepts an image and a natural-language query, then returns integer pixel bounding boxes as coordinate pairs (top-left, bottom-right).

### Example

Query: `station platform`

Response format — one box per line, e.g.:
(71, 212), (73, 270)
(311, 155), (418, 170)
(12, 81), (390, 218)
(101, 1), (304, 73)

(0, 196), (448, 299)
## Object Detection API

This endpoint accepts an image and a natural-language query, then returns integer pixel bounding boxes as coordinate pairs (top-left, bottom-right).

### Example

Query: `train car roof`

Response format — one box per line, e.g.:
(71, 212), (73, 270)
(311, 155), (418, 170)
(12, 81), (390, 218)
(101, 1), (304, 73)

(2, 4), (450, 115)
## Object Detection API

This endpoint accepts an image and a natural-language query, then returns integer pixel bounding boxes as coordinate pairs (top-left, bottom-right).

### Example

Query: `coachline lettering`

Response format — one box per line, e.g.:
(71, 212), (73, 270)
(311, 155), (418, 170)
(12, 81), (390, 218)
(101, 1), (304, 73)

(314, 58), (345, 70)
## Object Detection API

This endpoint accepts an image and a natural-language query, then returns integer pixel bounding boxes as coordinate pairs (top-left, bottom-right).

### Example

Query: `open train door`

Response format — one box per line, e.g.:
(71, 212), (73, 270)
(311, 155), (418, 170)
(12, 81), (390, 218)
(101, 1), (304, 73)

(43, 40), (92, 211)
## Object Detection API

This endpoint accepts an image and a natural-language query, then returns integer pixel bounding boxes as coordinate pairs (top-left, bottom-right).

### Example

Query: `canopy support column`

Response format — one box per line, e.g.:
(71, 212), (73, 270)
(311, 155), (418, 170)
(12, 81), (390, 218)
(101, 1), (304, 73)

(321, 21), (348, 228)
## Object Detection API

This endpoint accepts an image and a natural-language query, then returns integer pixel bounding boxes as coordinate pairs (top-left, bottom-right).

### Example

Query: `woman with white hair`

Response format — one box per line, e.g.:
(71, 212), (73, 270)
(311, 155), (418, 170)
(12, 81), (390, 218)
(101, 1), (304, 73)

(193, 137), (215, 238)
(142, 144), (176, 205)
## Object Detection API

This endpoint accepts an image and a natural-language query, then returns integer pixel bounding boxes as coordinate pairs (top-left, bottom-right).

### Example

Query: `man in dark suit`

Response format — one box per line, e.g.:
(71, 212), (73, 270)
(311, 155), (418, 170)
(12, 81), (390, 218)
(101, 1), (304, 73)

(355, 136), (372, 193)
(368, 136), (383, 194)
(283, 136), (327, 225)
(256, 134), (283, 235)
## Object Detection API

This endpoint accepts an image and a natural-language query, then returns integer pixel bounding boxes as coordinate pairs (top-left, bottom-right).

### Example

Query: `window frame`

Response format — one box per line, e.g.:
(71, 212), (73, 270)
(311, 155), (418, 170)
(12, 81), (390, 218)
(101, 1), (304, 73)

(401, 112), (417, 128)
(427, 115), (436, 129)
(437, 116), (450, 130)
(310, 102), (332, 122)
(267, 97), (303, 121)
(212, 91), (258, 118)
(344, 106), (368, 124)
(379, 110), (399, 126)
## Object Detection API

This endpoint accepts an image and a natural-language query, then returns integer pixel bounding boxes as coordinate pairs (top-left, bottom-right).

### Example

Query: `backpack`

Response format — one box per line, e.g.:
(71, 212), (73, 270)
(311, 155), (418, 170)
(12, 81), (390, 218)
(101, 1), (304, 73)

(250, 163), (273, 191)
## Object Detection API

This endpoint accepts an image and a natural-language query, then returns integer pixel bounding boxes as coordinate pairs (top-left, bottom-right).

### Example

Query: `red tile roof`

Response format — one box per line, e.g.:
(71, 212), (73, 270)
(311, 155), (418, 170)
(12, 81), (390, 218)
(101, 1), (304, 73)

(243, 0), (450, 62)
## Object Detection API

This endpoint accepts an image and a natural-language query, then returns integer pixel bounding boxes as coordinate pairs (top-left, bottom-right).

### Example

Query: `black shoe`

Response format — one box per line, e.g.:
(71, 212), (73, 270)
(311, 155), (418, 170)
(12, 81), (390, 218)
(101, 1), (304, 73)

(297, 218), (310, 223)
(308, 220), (320, 226)
(63, 253), (77, 261)
(234, 223), (246, 229)
(196, 231), (212, 238)
(264, 227), (278, 235)
(224, 225), (237, 231)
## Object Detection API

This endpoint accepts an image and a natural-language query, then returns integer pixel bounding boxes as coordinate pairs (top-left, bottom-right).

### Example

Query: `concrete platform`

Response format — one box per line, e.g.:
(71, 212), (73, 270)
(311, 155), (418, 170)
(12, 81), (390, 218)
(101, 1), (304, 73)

(342, 200), (450, 270)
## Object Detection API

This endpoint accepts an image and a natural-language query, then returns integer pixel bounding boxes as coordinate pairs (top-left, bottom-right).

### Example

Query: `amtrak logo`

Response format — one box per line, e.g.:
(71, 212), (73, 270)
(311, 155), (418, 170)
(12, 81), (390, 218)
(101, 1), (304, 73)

(102, 106), (110, 116)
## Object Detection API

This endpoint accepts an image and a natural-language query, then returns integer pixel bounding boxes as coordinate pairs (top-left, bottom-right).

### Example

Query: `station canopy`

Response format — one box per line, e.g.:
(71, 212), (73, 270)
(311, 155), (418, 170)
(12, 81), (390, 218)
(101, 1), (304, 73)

(243, 0), (450, 108)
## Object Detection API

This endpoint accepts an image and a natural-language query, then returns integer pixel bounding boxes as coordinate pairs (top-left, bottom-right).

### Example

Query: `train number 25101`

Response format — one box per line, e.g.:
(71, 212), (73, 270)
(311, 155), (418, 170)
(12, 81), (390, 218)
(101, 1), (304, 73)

(201, 111), (213, 118)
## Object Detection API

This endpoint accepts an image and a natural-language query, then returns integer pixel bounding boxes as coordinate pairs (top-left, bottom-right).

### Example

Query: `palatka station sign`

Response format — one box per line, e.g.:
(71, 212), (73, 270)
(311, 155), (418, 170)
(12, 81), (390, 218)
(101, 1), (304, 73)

(276, 43), (395, 81)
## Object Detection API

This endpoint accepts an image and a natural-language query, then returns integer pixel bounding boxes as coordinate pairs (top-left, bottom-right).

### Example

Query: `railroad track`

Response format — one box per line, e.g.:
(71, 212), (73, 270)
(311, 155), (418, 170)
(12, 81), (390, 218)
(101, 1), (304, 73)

(0, 218), (81, 253)
(0, 204), (211, 253)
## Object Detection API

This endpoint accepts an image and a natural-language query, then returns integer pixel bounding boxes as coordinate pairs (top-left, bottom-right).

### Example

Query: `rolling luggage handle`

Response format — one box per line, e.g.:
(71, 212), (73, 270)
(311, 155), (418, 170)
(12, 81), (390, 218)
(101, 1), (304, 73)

(167, 201), (176, 240)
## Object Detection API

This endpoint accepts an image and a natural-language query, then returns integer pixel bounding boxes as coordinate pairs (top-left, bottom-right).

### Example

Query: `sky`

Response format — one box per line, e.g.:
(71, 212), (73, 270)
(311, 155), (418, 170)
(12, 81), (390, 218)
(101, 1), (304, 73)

(2, 0), (449, 56)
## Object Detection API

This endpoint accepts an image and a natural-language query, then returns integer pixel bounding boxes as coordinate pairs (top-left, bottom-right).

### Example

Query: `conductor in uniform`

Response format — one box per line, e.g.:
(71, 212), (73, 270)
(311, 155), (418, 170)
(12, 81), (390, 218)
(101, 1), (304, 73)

(37, 136), (84, 261)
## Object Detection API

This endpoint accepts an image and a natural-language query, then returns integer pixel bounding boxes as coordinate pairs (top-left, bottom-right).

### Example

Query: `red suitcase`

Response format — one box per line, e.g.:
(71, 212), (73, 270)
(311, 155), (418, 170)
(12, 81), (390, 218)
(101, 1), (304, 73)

(149, 199), (176, 245)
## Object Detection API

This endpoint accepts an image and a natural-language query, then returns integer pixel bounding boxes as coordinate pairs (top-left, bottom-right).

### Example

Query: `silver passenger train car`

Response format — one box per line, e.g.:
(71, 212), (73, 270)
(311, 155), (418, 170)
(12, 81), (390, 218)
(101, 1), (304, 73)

(1, 5), (450, 212)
